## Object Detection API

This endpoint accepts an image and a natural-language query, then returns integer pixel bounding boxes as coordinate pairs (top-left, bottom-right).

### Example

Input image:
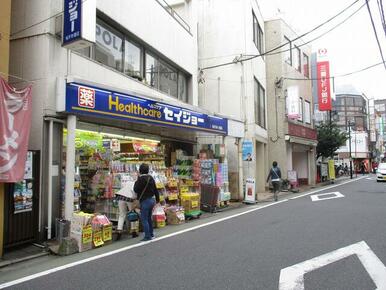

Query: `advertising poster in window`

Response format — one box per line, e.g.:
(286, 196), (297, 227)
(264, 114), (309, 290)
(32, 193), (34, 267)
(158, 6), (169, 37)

(13, 180), (33, 214)
(242, 140), (253, 161)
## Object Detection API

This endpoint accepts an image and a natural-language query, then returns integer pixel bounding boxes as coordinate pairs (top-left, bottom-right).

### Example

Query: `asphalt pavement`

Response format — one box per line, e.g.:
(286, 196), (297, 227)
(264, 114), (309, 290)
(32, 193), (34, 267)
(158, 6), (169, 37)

(1, 175), (386, 290)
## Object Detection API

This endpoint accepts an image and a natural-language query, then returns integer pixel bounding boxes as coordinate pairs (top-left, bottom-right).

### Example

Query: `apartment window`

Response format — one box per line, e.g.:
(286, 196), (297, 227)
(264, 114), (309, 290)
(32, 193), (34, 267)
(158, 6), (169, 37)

(303, 53), (309, 78)
(95, 21), (123, 72)
(294, 45), (301, 72)
(254, 78), (266, 128)
(305, 101), (311, 124)
(159, 59), (178, 98)
(284, 36), (292, 65)
(298, 97), (303, 122)
(124, 40), (141, 78)
(145, 53), (159, 88)
(354, 97), (364, 107)
(345, 97), (354, 106)
(252, 11), (264, 54)
(178, 74), (187, 103)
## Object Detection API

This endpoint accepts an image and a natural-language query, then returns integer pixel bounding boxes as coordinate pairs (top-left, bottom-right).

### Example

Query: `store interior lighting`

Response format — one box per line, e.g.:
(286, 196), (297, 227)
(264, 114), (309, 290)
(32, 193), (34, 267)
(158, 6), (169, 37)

(75, 129), (160, 143)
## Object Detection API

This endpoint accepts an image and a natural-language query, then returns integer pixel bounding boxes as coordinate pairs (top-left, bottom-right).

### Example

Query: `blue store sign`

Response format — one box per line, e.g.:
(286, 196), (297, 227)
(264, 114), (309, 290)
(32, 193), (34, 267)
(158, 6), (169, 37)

(62, 0), (82, 45)
(65, 83), (228, 135)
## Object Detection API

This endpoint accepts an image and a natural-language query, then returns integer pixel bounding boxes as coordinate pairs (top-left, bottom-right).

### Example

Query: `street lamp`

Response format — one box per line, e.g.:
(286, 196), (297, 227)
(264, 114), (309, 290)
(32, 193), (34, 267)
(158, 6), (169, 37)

(348, 121), (355, 179)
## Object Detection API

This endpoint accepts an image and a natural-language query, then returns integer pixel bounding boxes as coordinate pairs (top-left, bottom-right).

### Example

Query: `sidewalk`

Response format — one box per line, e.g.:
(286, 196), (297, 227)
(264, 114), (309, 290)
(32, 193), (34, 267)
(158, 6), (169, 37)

(0, 174), (360, 276)
(257, 175), (353, 202)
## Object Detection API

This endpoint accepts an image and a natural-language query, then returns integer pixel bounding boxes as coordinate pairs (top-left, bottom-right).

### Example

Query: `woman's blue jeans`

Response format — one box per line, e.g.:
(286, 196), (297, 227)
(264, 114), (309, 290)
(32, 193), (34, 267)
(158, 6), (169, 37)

(140, 198), (155, 239)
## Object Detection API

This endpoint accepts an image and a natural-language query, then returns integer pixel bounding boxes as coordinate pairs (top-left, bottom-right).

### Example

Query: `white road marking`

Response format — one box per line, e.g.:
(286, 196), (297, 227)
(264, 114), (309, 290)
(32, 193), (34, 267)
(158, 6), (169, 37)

(366, 177), (374, 180)
(290, 176), (367, 200)
(0, 199), (289, 289)
(0, 177), (365, 289)
(279, 241), (386, 290)
(310, 191), (344, 202)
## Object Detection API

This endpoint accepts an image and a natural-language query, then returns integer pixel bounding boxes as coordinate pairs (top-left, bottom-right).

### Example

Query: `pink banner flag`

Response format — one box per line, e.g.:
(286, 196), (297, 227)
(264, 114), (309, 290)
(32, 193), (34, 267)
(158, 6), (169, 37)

(0, 77), (32, 182)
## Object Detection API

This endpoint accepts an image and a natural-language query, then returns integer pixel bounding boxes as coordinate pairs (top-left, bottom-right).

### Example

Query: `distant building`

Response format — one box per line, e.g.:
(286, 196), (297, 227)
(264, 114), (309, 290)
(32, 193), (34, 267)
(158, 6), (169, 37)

(374, 99), (386, 159)
(333, 85), (370, 169)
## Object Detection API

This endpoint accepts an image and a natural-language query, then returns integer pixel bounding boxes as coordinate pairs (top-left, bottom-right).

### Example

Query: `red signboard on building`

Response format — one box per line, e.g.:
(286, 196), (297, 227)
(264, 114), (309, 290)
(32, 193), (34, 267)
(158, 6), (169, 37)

(317, 61), (332, 111)
(316, 48), (332, 111)
(288, 123), (317, 140)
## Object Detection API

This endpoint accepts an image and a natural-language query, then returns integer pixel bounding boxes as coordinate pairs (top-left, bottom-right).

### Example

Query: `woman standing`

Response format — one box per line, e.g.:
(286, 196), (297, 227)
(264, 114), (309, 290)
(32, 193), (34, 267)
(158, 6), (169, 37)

(134, 163), (160, 241)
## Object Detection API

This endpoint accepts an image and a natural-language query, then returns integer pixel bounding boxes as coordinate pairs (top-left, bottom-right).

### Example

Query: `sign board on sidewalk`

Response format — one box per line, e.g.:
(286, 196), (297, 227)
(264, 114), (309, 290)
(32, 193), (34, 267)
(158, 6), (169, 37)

(328, 160), (335, 180)
(244, 178), (256, 204)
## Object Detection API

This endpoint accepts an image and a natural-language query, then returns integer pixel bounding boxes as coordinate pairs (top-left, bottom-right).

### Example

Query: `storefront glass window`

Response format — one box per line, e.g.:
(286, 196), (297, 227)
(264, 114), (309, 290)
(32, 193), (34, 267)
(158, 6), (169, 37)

(124, 40), (141, 78)
(146, 53), (159, 88)
(95, 22), (123, 72)
(159, 60), (178, 98)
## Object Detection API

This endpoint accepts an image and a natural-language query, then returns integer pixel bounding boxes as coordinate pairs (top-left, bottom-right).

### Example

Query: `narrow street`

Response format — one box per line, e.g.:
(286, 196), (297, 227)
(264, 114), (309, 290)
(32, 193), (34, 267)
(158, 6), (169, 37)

(1, 176), (386, 290)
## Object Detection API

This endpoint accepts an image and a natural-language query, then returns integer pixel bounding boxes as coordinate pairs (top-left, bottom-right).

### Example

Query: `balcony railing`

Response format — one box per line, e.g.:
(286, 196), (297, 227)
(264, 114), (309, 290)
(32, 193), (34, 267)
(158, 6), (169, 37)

(155, 0), (191, 34)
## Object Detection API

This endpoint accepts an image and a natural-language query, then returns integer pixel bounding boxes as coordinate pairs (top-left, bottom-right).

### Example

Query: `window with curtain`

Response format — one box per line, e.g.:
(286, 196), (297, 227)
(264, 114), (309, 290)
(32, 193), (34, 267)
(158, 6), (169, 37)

(252, 11), (264, 54)
(303, 53), (309, 77)
(298, 97), (303, 122)
(305, 101), (311, 124)
(254, 77), (266, 128)
(294, 45), (301, 72)
(284, 36), (292, 65)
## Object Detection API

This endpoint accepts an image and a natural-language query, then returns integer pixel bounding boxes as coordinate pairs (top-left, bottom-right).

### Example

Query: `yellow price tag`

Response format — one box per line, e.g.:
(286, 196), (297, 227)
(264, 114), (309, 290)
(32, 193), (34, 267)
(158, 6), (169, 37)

(185, 179), (194, 186)
(192, 201), (199, 207)
(102, 225), (112, 241)
(180, 186), (189, 194)
(156, 183), (164, 189)
(82, 225), (92, 244)
(168, 194), (178, 200)
(93, 230), (104, 247)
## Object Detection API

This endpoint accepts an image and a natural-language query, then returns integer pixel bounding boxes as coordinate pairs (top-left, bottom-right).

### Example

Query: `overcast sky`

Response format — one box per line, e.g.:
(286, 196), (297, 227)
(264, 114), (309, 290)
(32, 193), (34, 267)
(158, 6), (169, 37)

(259, 0), (386, 100)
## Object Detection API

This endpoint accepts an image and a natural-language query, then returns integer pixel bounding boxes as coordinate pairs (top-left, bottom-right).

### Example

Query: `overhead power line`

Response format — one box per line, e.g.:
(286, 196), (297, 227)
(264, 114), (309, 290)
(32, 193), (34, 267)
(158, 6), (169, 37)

(376, 0), (386, 36)
(10, 0), (89, 38)
(366, 0), (386, 71)
(284, 60), (386, 80)
(200, 0), (361, 71)
(265, 2), (366, 57)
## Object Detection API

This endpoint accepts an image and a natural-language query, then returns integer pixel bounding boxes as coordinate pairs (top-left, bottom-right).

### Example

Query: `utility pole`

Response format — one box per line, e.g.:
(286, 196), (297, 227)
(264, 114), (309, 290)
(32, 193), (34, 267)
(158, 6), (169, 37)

(348, 122), (353, 179)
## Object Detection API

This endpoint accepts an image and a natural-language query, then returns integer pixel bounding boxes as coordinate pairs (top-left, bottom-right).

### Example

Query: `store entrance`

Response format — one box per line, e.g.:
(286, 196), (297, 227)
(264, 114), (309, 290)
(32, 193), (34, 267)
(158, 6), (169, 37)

(3, 151), (40, 250)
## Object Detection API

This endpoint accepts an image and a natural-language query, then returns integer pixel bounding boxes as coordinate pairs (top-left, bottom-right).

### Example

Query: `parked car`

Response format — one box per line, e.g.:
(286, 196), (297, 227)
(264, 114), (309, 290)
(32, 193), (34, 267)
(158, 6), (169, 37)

(376, 163), (386, 182)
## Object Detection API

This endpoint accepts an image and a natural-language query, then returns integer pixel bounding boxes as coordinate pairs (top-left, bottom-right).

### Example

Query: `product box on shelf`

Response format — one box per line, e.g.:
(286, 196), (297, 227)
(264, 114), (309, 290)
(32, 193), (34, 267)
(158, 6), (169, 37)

(180, 193), (200, 213)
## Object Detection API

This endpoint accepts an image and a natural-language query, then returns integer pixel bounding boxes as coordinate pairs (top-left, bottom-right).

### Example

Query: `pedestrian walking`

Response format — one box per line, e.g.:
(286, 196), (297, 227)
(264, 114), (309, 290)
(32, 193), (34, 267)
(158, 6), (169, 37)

(266, 161), (282, 202)
(134, 163), (160, 241)
(360, 162), (366, 175)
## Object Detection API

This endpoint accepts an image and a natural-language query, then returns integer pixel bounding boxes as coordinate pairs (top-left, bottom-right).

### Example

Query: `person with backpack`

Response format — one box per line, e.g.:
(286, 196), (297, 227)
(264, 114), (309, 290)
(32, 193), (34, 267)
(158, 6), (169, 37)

(266, 161), (282, 202)
(134, 163), (160, 241)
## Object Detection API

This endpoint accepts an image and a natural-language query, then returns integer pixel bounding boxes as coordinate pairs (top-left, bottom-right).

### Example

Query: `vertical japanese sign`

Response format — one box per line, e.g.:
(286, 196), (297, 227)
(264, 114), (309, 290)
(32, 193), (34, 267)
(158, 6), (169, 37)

(287, 86), (300, 119)
(316, 48), (332, 111)
(0, 78), (33, 182)
(63, 0), (82, 46)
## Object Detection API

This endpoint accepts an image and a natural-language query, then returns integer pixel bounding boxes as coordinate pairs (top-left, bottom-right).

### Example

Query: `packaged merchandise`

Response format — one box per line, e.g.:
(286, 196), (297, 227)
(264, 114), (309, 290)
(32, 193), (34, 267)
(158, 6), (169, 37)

(152, 205), (166, 228)
(165, 206), (185, 225)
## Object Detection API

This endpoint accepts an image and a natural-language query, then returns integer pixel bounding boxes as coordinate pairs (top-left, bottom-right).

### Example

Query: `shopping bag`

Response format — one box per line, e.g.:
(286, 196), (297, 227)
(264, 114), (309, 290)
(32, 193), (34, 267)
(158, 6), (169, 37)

(115, 181), (136, 199)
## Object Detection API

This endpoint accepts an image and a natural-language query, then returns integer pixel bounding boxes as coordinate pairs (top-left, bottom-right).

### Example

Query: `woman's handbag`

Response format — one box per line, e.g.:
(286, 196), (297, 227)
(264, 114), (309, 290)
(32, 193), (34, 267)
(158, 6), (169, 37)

(132, 177), (150, 209)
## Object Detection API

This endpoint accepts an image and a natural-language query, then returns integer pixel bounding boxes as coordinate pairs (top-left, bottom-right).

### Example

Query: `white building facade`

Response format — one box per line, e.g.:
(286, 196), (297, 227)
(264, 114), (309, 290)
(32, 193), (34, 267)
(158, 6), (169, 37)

(197, 0), (269, 198)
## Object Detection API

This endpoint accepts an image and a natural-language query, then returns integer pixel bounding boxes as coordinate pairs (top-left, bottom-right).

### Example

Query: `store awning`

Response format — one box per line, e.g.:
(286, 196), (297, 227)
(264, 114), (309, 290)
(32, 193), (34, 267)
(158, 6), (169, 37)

(58, 82), (228, 135)
(286, 135), (318, 147)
